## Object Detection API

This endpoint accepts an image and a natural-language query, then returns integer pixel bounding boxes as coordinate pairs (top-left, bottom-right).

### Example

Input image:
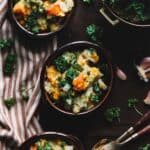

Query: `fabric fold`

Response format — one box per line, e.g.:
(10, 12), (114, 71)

(0, 1), (56, 149)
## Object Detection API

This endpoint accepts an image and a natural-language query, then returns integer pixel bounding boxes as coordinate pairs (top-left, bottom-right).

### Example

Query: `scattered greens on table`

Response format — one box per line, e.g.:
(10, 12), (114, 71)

(86, 24), (103, 42)
(20, 85), (29, 102)
(138, 144), (150, 150)
(105, 0), (150, 23)
(4, 98), (16, 110)
(20, 84), (34, 102)
(4, 54), (17, 76)
(104, 107), (121, 123)
(49, 0), (57, 3)
(128, 98), (143, 116)
(83, 0), (93, 4)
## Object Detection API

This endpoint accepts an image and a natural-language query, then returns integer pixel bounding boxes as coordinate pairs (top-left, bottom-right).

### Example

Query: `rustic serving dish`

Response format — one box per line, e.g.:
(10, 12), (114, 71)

(40, 41), (114, 116)
(9, 0), (76, 38)
(19, 132), (84, 150)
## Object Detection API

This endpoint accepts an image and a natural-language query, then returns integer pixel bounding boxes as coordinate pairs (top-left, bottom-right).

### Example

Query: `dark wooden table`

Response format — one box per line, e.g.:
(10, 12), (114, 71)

(39, 0), (150, 149)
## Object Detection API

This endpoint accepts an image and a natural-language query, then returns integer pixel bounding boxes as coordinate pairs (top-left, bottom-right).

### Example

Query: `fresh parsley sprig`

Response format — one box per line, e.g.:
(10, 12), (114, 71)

(0, 39), (13, 50)
(49, 0), (57, 3)
(86, 24), (103, 42)
(4, 54), (17, 76)
(20, 84), (34, 102)
(83, 0), (93, 4)
(104, 107), (121, 123)
(20, 86), (29, 102)
(128, 98), (143, 116)
(138, 144), (150, 150)
(4, 98), (16, 110)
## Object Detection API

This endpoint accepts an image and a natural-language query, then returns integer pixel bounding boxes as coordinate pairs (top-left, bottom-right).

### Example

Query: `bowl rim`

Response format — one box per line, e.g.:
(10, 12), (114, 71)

(19, 131), (84, 150)
(40, 41), (114, 116)
(10, 0), (76, 38)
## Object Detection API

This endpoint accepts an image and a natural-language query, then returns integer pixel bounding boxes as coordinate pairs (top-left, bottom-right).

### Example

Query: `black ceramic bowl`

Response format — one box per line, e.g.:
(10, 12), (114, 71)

(10, 0), (76, 38)
(40, 41), (114, 116)
(19, 132), (84, 150)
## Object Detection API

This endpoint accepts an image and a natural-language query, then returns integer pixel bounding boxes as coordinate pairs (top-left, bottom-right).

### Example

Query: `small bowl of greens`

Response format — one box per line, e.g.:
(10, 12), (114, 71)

(10, 0), (75, 37)
(96, 0), (150, 27)
(41, 41), (113, 116)
(19, 132), (84, 150)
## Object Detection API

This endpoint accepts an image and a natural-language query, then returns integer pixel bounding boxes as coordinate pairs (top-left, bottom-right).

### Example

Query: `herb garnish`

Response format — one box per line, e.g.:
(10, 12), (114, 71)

(86, 24), (103, 42)
(83, 0), (92, 4)
(4, 98), (16, 110)
(4, 54), (17, 76)
(65, 67), (80, 81)
(20, 84), (34, 102)
(90, 94), (100, 103)
(107, 0), (119, 5)
(54, 55), (70, 73)
(104, 107), (121, 123)
(128, 98), (143, 116)
(138, 144), (150, 150)
(0, 39), (13, 50)
(49, 0), (57, 3)
(25, 12), (40, 34)
(20, 86), (29, 102)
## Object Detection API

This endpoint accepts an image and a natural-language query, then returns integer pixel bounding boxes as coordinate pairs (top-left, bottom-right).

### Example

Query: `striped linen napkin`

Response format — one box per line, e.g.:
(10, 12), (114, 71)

(0, 0), (57, 149)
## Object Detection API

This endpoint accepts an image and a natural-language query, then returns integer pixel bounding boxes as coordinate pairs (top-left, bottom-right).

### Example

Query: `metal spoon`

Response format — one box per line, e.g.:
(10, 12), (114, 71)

(93, 125), (150, 150)
(92, 111), (150, 150)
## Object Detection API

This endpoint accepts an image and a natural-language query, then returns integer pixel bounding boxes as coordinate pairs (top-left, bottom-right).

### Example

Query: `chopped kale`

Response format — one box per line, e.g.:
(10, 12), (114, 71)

(25, 11), (40, 34)
(4, 54), (17, 76)
(86, 24), (103, 42)
(54, 55), (70, 73)
(83, 0), (92, 4)
(49, 0), (57, 3)
(0, 39), (13, 50)
(65, 67), (80, 81)
(104, 107), (121, 123)
(138, 144), (150, 150)
(128, 98), (143, 116)
(90, 94), (100, 103)
(4, 98), (16, 110)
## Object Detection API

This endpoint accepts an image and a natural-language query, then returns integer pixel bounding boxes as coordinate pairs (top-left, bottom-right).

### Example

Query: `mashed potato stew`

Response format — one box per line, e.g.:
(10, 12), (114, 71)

(30, 139), (74, 150)
(13, 0), (74, 34)
(44, 48), (108, 114)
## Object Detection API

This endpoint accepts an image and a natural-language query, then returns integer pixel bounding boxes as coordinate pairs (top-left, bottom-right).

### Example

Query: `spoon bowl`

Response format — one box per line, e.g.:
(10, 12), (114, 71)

(92, 112), (150, 150)
(92, 139), (121, 150)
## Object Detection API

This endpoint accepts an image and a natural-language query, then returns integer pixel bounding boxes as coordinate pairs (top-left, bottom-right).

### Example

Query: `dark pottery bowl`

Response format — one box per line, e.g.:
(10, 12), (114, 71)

(40, 41), (114, 116)
(19, 132), (84, 150)
(9, 0), (76, 38)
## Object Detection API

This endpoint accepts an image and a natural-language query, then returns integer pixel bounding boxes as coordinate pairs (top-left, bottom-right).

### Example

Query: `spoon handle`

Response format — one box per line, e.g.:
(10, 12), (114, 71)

(133, 110), (150, 130)
(116, 111), (150, 142)
(120, 125), (150, 145)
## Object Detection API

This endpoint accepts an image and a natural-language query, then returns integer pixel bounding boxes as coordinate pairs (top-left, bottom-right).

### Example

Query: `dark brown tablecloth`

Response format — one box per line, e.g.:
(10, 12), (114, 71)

(39, 0), (150, 150)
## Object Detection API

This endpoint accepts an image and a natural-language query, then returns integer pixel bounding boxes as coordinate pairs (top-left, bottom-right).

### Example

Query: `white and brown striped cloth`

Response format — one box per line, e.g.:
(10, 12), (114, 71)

(0, 0), (57, 149)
